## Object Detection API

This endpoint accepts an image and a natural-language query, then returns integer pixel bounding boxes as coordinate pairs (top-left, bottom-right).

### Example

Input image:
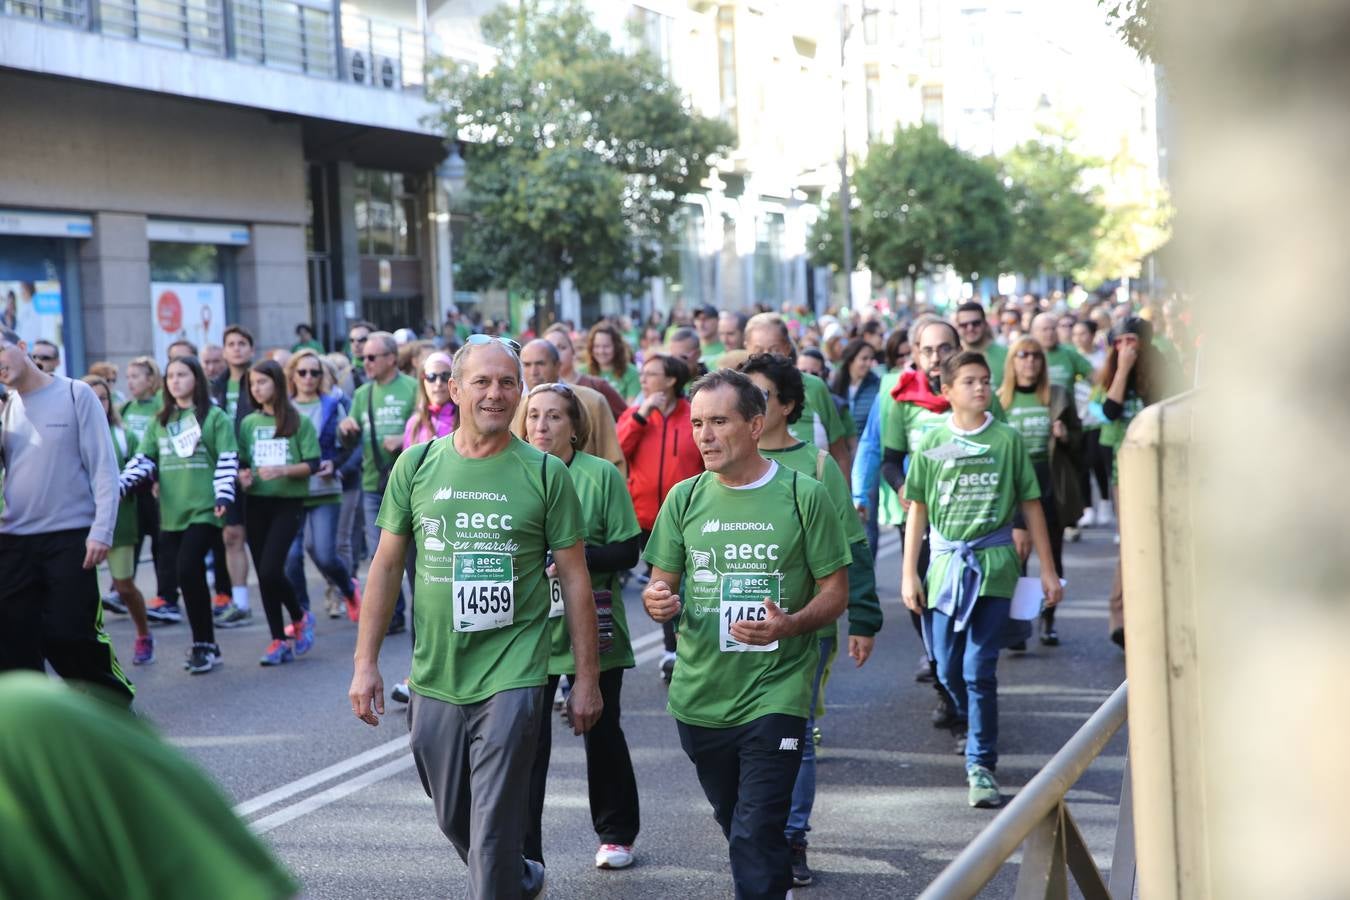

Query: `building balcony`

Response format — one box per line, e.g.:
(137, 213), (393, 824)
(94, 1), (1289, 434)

(0, 0), (442, 134)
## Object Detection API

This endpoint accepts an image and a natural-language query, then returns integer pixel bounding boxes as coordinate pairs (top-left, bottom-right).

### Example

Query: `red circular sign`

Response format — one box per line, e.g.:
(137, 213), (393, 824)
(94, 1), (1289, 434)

(157, 291), (183, 333)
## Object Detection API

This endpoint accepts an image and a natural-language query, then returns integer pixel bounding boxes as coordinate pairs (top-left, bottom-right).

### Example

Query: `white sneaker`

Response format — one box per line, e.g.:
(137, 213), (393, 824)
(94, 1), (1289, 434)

(1077, 507), (1096, 528)
(595, 843), (634, 869)
(1097, 499), (1116, 526)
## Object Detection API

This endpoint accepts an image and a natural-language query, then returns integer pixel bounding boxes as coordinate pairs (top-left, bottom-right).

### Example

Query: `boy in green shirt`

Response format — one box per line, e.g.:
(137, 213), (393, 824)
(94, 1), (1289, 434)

(643, 369), (850, 900)
(902, 350), (1062, 809)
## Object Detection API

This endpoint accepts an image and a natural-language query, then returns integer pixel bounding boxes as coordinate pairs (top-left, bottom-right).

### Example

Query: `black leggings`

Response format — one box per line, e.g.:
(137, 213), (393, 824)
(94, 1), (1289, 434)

(244, 496), (306, 641)
(1080, 429), (1113, 500)
(154, 507), (231, 604)
(159, 524), (222, 645)
(899, 523), (931, 649)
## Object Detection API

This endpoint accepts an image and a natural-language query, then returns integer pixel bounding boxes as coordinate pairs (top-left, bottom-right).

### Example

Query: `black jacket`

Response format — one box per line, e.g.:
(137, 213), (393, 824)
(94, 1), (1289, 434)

(209, 369), (256, 432)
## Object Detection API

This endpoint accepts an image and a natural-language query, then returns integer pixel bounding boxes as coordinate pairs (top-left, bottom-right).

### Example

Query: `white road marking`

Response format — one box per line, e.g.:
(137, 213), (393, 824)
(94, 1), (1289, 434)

(234, 735), (409, 817)
(248, 756), (416, 834)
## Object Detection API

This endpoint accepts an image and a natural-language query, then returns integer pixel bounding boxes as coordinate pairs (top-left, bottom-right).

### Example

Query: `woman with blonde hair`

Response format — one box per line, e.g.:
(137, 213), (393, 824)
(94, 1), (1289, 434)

(282, 349), (362, 622)
(997, 337), (1082, 646)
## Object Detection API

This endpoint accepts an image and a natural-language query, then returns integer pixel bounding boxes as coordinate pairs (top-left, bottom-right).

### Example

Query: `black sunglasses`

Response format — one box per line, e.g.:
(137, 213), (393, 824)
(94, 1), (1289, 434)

(424, 371), (452, 384)
(295, 368), (322, 377)
(363, 352), (393, 363)
(31, 353), (57, 363)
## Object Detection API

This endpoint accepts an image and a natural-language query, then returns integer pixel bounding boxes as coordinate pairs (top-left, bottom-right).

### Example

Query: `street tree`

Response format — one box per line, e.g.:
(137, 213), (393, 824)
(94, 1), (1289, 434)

(811, 125), (1011, 284)
(428, 0), (734, 329)
(998, 133), (1104, 280)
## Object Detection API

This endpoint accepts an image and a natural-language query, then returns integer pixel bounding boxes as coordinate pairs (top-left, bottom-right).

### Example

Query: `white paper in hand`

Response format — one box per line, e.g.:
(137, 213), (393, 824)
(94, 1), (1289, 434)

(1010, 577), (1067, 620)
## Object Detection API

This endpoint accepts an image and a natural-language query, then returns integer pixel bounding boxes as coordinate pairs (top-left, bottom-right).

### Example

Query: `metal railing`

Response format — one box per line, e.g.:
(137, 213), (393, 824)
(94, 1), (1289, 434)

(1, 0), (86, 28)
(99, 0), (226, 55)
(338, 6), (424, 91)
(919, 681), (1136, 900)
(232, 0), (336, 78)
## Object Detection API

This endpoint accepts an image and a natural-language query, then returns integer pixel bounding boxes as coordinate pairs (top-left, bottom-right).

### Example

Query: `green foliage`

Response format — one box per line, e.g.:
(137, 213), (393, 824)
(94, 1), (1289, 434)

(998, 134), (1104, 278)
(838, 125), (1011, 281)
(428, 0), (734, 303)
(1098, 0), (1158, 62)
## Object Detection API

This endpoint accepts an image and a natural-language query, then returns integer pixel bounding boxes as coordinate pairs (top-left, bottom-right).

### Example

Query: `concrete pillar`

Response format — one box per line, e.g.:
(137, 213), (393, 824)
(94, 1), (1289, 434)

(79, 212), (151, 369)
(236, 223), (309, 350)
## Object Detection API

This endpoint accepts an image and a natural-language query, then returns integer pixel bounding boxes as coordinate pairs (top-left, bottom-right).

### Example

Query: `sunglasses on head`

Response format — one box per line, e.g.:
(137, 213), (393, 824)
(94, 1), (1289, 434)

(529, 382), (574, 398)
(465, 334), (522, 353)
(424, 371), (452, 384)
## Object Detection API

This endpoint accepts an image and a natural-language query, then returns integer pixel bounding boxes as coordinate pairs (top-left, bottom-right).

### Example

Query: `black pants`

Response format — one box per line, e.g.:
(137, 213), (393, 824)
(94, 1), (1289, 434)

(525, 668), (640, 863)
(0, 528), (135, 705)
(133, 493), (164, 594)
(1080, 429), (1113, 500)
(900, 523), (932, 649)
(244, 496), (306, 641)
(678, 714), (805, 900)
(159, 524), (221, 645)
(155, 510), (231, 605)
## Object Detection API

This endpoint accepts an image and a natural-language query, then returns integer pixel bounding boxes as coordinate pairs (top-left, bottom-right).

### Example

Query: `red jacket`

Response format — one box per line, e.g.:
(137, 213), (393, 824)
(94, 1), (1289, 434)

(617, 398), (704, 530)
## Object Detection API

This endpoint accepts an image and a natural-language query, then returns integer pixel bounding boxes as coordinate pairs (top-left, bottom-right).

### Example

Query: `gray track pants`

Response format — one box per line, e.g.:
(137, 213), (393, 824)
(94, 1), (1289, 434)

(408, 685), (548, 899)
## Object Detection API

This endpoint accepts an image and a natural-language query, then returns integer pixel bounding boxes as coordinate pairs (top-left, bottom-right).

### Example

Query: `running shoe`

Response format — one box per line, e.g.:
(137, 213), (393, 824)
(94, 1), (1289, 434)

(658, 650), (676, 684)
(390, 680), (411, 703)
(145, 596), (183, 624)
(292, 612), (315, 656)
(967, 765), (1002, 808)
(789, 844), (813, 886)
(931, 695), (962, 729)
(595, 843), (634, 870)
(1077, 506), (1096, 528)
(215, 604), (253, 629)
(185, 642), (221, 674)
(259, 639), (294, 666)
(1065, 526), (1082, 543)
(102, 590), (127, 615)
(1007, 640), (1028, 654)
(914, 654), (935, 683)
(212, 593), (232, 616)
(133, 634), (155, 665)
(324, 584), (342, 619)
(1039, 612), (1060, 647)
(346, 577), (363, 622)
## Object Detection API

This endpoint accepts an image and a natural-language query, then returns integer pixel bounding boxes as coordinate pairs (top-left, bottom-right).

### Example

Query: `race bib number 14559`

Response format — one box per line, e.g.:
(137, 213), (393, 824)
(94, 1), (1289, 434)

(452, 552), (515, 633)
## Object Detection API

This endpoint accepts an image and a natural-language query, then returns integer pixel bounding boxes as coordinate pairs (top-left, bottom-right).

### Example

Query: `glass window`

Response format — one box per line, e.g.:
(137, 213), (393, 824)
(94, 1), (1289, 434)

(0, 236), (71, 375)
(717, 5), (737, 128)
(922, 85), (944, 129)
(150, 242), (223, 283)
(865, 65), (882, 143)
(753, 212), (786, 304)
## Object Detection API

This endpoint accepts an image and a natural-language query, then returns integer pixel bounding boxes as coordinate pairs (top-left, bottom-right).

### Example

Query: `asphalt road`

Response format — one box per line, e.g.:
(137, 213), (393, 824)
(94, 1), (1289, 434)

(102, 524), (1127, 899)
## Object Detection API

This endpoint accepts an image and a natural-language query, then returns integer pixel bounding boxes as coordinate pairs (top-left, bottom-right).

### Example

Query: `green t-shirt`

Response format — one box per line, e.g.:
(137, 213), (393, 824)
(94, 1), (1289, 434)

(225, 379), (240, 420)
(1006, 390), (1053, 463)
(701, 340), (726, 370)
(139, 406), (237, 532)
(1043, 344), (1095, 394)
(119, 397), (159, 446)
(789, 372), (853, 447)
(110, 425), (139, 548)
(349, 373), (418, 492)
(546, 452), (641, 676)
(982, 342), (1008, 387)
(599, 366), (641, 401)
(376, 434), (584, 705)
(643, 464), (852, 729)
(904, 417), (1040, 603)
(874, 371), (906, 526)
(881, 393), (951, 526)
(238, 412), (320, 499)
(0, 673), (298, 900)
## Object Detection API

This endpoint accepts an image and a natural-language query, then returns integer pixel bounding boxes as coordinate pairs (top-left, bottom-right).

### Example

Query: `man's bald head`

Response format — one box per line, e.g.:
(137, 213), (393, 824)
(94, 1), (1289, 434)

(520, 338), (561, 388)
(1031, 313), (1059, 350)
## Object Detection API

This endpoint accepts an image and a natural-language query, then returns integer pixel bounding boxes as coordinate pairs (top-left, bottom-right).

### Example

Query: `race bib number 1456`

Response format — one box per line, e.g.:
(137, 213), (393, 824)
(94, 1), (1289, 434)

(452, 552), (515, 633)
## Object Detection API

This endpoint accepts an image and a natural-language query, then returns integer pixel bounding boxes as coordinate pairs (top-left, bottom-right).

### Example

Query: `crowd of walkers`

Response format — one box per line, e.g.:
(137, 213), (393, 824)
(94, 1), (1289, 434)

(0, 288), (1193, 899)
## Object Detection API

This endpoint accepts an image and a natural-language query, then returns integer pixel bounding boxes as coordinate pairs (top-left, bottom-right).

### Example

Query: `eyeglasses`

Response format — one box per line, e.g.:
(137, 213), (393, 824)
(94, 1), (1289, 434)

(529, 382), (574, 397)
(424, 371), (452, 384)
(1014, 350), (1044, 361)
(362, 352), (393, 363)
(350, 336), (368, 345)
(295, 368), (322, 378)
(917, 344), (956, 358)
(31, 353), (57, 363)
(956, 320), (985, 331)
(466, 334), (522, 353)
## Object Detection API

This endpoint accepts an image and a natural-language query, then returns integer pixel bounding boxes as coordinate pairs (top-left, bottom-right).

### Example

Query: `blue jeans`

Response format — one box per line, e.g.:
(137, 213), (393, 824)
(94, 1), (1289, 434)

(784, 635), (835, 847)
(363, 490), (404, 619)
(928, 596), (1011, 771)
(285, 502), (354, 611)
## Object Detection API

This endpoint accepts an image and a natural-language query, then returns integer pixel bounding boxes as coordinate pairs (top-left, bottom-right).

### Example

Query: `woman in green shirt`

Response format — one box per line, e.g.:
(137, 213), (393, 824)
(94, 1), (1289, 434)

(523, 382), (642, 871)
(238, 360), (321, 667)
(83, 375), (154, 667)
(118, 356), (238, 675)
(585, 322), (640, 403)
(996, 338), (1082, 646)
(119, 356), (173, 617)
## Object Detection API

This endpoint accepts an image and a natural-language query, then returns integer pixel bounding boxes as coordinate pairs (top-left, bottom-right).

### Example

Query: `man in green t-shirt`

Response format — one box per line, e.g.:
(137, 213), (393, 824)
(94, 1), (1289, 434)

(954, 301), (1008, 386)
(1031, 313), (1095, 394)
(338, 331), (418, 634)
(642, 369), (850, 900)
(349, 337), (601, 900)
(901, 350), (1062, 810)
(743, 312), (854, 476)
(693, 304), (724, 368)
